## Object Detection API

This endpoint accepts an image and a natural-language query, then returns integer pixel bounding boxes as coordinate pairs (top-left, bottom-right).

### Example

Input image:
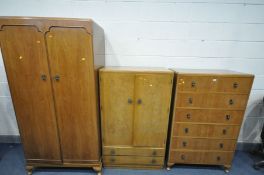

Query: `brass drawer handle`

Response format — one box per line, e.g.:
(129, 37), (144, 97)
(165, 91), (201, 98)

(137, 99), (142, 105)
(41, 74), (47, 81)
(226, 114), (231, 120)
(233, 82), (238, 89)
(191, 81), (196, 88)
(182, 141), (187, 147)
(219, 143), (224, 149)
(184, 128), (189, 134)
(222, 129), (227, 135)
(217, 156), (221, 161)
(181, 154), (185, 160)
(128, 98), (133, 104)
(186, 113), (191, 119)
(152, 150), (157, 156)
(151, 159), (156, 164)
(110, 149), (115, 155)
(229, 99), (234, 105)
(188, 97), (193, 104)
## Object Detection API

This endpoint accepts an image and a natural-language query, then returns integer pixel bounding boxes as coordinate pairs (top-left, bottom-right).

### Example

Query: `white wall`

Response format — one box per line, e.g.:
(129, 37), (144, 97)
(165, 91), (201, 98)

(0, 0), (264, 143)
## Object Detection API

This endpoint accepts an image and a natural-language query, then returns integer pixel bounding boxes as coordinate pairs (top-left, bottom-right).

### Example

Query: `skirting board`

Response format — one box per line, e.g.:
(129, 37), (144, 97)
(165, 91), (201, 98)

(0, 135), (262, 151)
(0, 135), (20, 143)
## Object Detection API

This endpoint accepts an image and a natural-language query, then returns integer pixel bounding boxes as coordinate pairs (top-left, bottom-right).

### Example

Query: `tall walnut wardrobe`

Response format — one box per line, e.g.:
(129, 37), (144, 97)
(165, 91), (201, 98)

(0, 17), (104, 175)
(99, 67), (174, 168)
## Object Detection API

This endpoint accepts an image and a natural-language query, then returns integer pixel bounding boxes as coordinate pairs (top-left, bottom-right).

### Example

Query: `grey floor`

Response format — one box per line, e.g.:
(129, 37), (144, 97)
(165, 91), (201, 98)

(0, 143), (264, 175)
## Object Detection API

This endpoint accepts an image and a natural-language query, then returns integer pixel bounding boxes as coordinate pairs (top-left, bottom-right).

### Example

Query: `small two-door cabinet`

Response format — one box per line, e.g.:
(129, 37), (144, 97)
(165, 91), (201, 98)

(167, 69), (254, 172)
(0, 17), (104, 175)
(99, 67), (174, 168)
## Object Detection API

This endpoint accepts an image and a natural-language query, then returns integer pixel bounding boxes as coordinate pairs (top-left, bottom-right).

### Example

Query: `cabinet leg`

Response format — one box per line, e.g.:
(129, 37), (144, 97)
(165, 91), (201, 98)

(92, 163), (102, 175)
(26, 165), (33, 175)
(224, 165), (231, 173)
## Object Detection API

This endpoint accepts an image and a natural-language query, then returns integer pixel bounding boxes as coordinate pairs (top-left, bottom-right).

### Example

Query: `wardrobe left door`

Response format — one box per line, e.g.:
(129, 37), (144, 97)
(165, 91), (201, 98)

(0, 26), (62, 164)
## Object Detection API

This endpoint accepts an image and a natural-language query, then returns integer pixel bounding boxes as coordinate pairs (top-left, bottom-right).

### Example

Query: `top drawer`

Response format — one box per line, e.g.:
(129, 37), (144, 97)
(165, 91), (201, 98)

(177, 76), (253, 94)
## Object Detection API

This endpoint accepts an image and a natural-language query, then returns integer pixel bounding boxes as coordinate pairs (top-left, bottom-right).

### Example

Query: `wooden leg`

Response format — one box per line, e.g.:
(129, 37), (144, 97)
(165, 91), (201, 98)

(26, 165), (33, 175)
(224, 165), (231, 173)
(92, 163), (102, 175)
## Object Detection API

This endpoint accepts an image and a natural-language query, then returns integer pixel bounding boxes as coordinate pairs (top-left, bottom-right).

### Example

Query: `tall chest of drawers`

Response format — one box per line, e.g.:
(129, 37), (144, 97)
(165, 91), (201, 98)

(167, 69), (254, 171)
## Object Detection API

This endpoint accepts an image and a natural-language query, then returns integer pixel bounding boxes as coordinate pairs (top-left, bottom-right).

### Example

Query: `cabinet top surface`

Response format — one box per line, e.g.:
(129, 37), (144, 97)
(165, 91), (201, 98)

(100, 67), (173, 73)
(0, 16), (94, 34)
(171, 68), (254, 77)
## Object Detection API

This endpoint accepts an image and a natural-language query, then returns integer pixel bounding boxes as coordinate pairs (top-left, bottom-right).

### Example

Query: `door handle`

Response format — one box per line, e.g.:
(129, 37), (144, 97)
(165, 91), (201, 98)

(54, 75), (60, 81)
(40, 74), (47, 81)
(137, 99), (142, 105)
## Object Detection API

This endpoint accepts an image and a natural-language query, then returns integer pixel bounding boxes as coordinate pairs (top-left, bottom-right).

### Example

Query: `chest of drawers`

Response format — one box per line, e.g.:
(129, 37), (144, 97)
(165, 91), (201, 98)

(167, 69), (254, 171)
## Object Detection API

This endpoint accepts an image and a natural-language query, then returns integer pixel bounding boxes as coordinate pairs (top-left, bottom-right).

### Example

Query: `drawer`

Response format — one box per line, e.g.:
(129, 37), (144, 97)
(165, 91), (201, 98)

(174, 109), (244, 124)
(176, 93), (248, 109)
(217, 77), (253, 94)
(169, 150), (234, 165)
(103, 146), (165, 156)
(173, 123), (240, 139)
(170, 137), (236, 151)
(177, 76), (252, 94)
(103, 156), (164, 166)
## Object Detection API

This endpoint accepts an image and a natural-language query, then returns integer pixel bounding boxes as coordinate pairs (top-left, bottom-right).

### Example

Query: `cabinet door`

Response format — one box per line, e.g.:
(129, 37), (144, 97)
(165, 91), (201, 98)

(0, 26), (61, 163)
(100, 72), (135, 146)
(46, 27), (100, 162)
(133, 74), (172, 147)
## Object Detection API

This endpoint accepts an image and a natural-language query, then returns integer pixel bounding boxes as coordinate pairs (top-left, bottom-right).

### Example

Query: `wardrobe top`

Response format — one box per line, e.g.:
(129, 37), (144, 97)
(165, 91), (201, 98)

(172, 68), (254, 77)
(100, 67), (173, 73)
(0, 16), (94, 34)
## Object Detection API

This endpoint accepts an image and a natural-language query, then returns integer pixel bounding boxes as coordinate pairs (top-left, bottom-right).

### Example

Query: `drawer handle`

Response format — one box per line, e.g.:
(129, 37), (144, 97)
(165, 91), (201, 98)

(226, 114), (231, 120)
(182, 141), (187, 147)
(110, 158), (115, 162)
(181, 155), (185, 160)
(152, 150), (157, 156)
(41, 74), (47, 81)
(184, 128), (189, 134)
(137, 99), (142, 105)
(219, 143), (224, 149)
(151, 159), (157, 164)
(217, 156), (221, 161)
(229, 99), (234, 105)
(223, 129), (227, 135)
(233, 82), (238, 89)
(110, 149), (115, 155)
(188, 97), (193, 104)
(186, 113), (191, 119)
(128, 98), (133, 104)
(191, 81), (196, 88)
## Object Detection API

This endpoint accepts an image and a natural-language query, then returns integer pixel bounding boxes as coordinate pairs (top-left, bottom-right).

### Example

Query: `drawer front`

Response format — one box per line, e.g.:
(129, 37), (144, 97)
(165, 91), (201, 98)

(103, 146), (165, 156)
(176, 93), (248, 109)
(177, 76), (252, 94)
(217, 77), (253, 94)
(177, 76), (216, 92)
(174, 109), (244, 124)
(169, 150), (233, 165)
(103, 156), (164, 166)
(170, 137), (236, 151)
(173, 123), (240, 139)
(208, 125), (240, 138)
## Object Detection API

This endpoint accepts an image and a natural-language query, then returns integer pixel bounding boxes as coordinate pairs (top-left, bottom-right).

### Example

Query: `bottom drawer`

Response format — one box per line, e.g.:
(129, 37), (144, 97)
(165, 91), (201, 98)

(169, 150), (234, 165)
(103, 156), (164, 166)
